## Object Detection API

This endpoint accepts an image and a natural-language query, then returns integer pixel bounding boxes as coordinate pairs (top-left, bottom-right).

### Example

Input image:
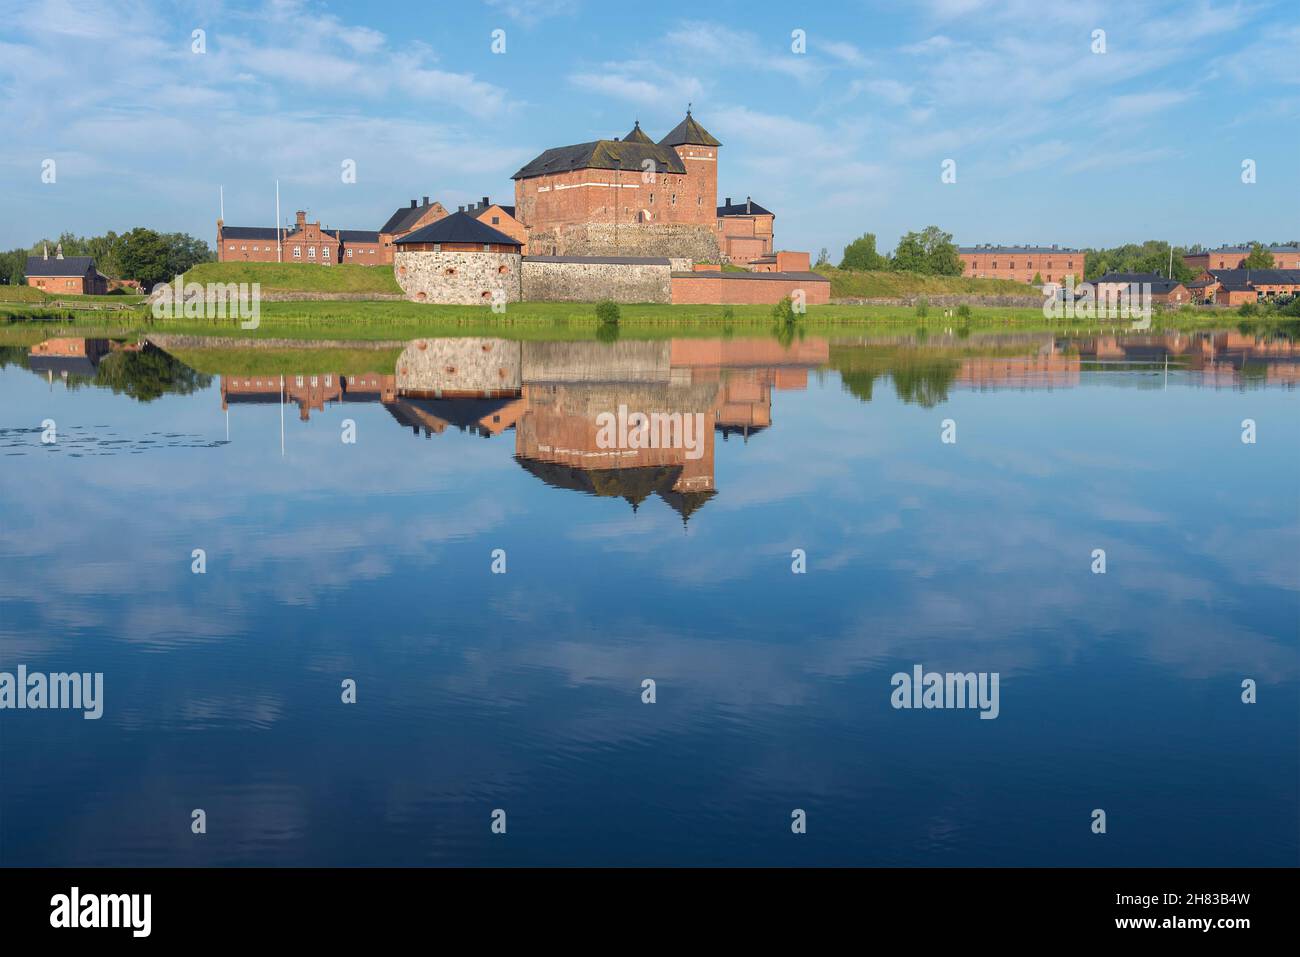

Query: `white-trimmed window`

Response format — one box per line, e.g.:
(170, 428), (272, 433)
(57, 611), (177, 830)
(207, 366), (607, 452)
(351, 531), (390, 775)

(347, 249), (353, 258)
(293, 247), (302, 258)
(308, 247), (316, 258)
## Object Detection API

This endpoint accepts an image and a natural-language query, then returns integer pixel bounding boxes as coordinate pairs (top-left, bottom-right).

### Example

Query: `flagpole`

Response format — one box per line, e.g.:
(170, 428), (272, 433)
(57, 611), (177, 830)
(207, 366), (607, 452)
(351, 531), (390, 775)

(276, 180), (282, 262)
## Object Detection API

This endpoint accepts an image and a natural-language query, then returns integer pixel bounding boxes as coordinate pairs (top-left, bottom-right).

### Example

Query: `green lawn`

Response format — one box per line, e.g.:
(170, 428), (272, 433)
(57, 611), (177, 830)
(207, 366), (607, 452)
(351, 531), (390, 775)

(184, 261), (403, 295)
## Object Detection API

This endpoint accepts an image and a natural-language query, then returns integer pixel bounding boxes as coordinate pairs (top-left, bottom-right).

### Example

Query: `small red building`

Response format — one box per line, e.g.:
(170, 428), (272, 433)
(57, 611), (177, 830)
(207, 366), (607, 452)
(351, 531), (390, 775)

(25, 248), (108, 295)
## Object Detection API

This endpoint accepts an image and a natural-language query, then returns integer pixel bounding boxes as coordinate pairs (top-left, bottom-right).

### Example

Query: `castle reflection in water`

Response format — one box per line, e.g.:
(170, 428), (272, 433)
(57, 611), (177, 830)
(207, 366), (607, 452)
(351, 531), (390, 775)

(22, 329), (1295, 518)
(213, 331), (1298, 517)
(219, 338), (830, 519)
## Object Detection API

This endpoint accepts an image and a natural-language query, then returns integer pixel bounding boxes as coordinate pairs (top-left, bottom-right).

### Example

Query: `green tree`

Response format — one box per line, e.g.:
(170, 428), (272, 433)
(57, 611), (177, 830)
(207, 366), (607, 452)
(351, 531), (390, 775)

(840, 233), (888, 271)
(891, 226), (963, 276)
(1243, 243), (1275, 269)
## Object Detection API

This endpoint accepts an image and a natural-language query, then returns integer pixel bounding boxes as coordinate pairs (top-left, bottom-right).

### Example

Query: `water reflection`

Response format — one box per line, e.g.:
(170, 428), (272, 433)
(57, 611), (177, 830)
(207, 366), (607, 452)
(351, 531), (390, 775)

(1, 327), (1297, 866)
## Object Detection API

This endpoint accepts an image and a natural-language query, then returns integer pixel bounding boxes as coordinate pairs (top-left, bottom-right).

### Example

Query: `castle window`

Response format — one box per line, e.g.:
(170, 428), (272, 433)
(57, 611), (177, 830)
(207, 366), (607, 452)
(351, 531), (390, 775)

(649, 193), (654, 204)
(348, 249), (353, 258)
(293, 247), (302, 258)
(671, 194), (676, 205)
(241, 244), (246, 251)
(492, 216), (499, 224)
(308, 247), (316, 258)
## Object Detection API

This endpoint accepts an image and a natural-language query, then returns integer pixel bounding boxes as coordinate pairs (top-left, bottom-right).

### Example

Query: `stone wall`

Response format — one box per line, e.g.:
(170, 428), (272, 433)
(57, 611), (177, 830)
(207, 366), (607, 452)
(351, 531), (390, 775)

(522, 340), (673, 383)
(396, 337), (522, 393)
(521, 257), (673, 303)
(526, 222), (720, 261)
(394, 249), (521, 305)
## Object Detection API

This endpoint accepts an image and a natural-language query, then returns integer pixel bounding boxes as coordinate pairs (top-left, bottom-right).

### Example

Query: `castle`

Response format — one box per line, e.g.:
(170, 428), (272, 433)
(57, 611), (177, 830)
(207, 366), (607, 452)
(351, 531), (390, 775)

(512, 111), (728, 261)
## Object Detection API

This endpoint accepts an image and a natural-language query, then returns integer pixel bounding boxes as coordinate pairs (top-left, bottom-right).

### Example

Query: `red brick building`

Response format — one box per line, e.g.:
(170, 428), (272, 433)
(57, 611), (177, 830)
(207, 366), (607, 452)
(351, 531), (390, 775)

(716, 197), (774, 264)
(1191, 269), (1300, 305)
(378, 197), (449, 262)
(217, 211), (381, 266)
(958, 245), (1084, 284)
(513, 116), (718, 235)
(465, 196), (528, 247)
(1184, 245), (1300, 272)
(25, 247), (109, 295)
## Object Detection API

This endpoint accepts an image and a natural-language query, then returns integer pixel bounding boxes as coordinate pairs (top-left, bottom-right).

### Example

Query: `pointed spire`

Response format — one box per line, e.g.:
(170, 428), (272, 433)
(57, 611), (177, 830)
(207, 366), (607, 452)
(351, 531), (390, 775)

(622, 120), (654, 145)
(55, 242), (63, 260)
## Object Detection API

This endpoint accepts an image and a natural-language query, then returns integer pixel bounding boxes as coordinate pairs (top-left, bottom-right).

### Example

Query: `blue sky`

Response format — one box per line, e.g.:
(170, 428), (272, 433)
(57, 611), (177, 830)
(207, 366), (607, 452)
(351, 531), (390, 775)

(1, 0), (1296, 258)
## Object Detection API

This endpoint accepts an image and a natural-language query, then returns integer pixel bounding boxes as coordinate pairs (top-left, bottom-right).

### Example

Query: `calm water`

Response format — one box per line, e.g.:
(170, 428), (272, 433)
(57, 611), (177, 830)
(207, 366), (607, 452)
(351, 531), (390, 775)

(1, 330), (1297, 866)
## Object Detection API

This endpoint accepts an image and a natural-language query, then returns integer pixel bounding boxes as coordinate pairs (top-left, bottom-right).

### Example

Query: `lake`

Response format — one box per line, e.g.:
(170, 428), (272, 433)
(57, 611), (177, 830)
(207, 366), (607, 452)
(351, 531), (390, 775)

(1, 328), (1296, 866)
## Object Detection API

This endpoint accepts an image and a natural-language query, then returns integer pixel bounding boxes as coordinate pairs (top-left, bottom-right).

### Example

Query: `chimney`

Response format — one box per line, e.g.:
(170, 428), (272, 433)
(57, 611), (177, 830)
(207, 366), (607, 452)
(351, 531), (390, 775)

(746, 196), (752, 214)
(725, 197), (731, 207)
(458, 205), (465, 213)
(295, 210), (306, 228)
(482, 196), (489, 207)
(410, 199), (417, 208)
(422, 196), (429, 206)
(56, 242), (64, 260)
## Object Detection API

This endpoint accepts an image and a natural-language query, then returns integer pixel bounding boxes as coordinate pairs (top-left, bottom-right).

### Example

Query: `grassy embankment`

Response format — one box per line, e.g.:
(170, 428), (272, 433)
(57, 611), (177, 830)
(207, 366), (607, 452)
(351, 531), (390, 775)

(814, 267), (1037, 298)
(0, 261), (1257, 342)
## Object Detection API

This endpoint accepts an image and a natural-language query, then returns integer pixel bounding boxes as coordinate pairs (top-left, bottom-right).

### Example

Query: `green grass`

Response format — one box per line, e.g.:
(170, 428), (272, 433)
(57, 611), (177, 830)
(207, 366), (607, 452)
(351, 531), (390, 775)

(0, 297), (1265, 349)
(170, 346), (405, 376)
(815, 267), (1037, 298)
(0, 285), (50, 302)
(184, 261), (402, 295)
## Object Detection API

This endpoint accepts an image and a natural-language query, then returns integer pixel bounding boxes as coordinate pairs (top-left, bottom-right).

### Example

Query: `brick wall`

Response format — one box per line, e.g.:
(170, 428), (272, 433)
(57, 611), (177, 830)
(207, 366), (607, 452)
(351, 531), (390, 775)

(960, 250), (1084, 283)
(671, 273), (831, 305)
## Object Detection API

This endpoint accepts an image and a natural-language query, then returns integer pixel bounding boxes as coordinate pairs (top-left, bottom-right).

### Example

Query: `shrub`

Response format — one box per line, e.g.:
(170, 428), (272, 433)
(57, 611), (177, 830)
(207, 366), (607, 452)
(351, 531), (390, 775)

(956, 303), (972, 319)
(1238, 301), (1258, 317)
(915, 297), (930, 319)
(595, 300), (620, 325)
(771, 296), (797, 324)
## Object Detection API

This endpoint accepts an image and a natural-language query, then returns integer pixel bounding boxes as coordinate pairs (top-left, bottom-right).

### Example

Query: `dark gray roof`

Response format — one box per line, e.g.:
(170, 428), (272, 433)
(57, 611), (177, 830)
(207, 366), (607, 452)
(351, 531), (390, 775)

(717, 199), (773, 218)
(958, 245), (1081, 254)
(1148, 280), (1186, 294)
(337, 229), (380, 243)
(671, 270), (829, 282)
(659, 112), (720, 148)
(1193, 244), (1300, 255)
(498, 205), (516, 218)
(219, 226), (279, 240)
(512, 139), (685, 180)
(524, 255), (671, 265)
(27, 355), (98, 376)
(25, 256), (96, 277)
(1206, 268), (1300, 284)
(1095, 272), (1170, 283)
(380, 200), (440, 236)
(394, 211), (522, 247)
(623, 121), (655, 145)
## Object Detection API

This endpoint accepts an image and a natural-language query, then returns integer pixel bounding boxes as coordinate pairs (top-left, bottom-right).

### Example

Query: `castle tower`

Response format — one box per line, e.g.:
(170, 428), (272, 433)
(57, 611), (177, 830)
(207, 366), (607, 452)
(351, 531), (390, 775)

(658, 109), (720, 227)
